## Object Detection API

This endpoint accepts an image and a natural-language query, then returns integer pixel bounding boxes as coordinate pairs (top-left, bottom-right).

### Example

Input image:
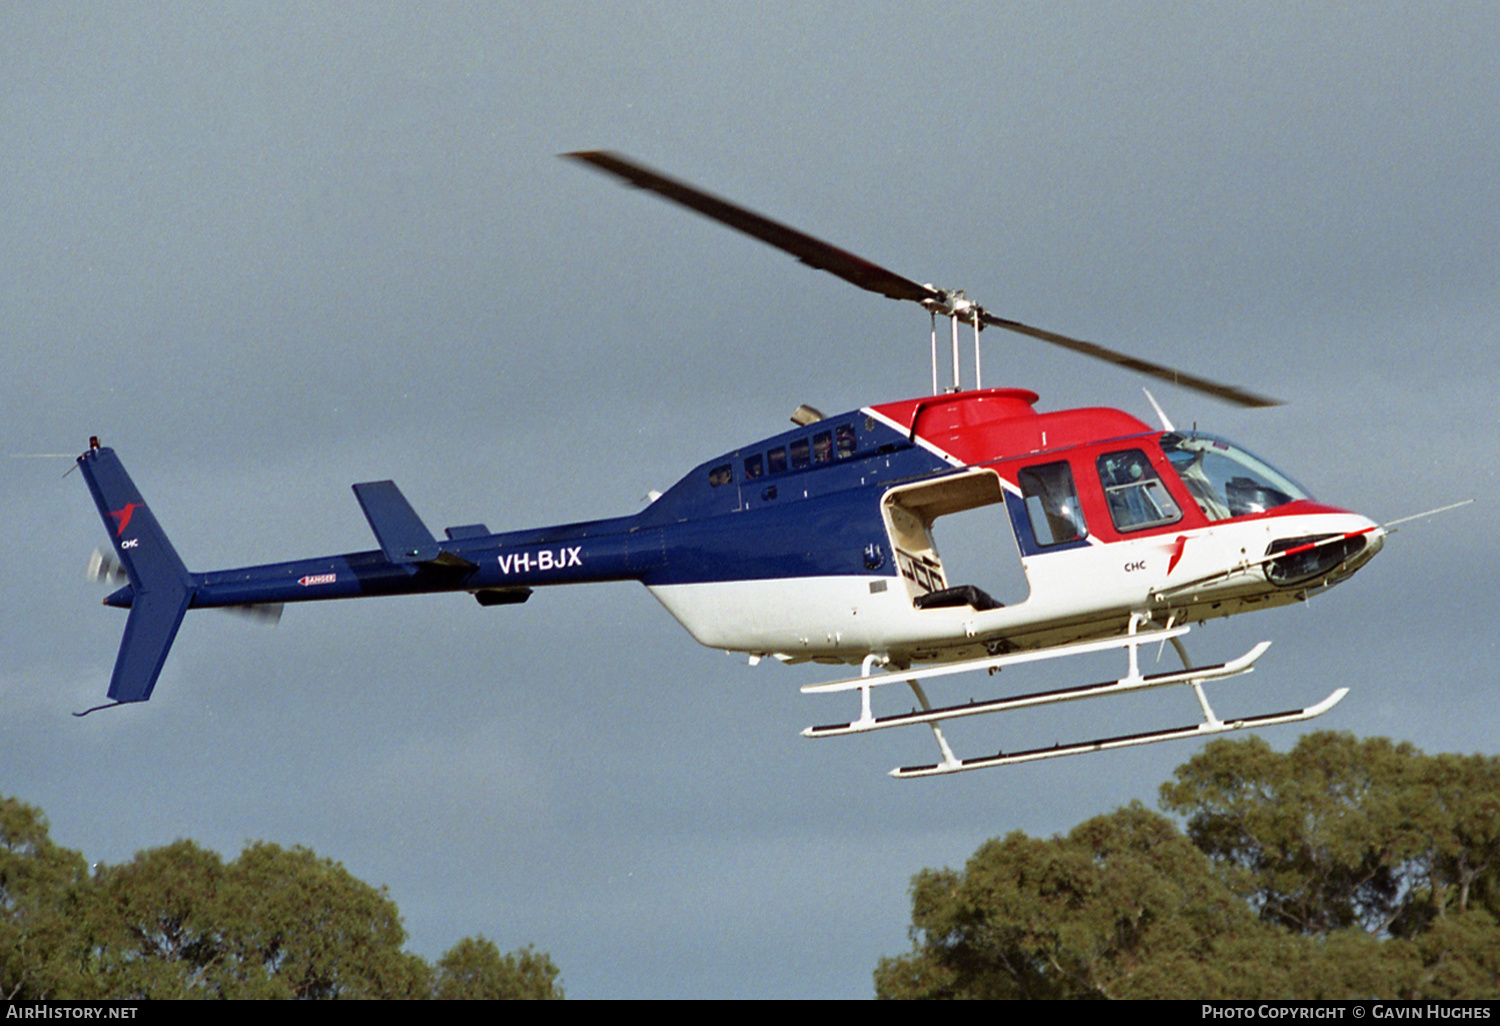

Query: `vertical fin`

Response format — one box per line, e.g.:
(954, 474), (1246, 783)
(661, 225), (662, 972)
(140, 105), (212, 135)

(104, 589), (194, 703)
(76, 441), (195, 704)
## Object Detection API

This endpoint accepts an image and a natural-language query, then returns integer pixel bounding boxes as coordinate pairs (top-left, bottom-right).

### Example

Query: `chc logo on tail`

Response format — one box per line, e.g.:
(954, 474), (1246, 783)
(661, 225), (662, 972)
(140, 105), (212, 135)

(108, 503), (143, 537)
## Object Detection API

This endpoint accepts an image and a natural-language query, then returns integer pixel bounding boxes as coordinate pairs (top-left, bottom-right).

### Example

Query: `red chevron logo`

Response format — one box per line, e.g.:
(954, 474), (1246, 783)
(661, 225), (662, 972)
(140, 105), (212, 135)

(108, 502), (142, 537)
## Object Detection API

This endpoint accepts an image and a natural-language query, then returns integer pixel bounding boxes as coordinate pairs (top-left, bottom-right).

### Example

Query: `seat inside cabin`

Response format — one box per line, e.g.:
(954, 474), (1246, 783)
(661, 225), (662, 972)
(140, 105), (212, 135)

(881, 470), (1013, 612)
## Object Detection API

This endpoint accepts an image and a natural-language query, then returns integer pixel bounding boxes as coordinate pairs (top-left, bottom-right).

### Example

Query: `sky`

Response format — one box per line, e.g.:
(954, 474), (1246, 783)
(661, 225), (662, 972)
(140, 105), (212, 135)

(3, 2), (1497, 999)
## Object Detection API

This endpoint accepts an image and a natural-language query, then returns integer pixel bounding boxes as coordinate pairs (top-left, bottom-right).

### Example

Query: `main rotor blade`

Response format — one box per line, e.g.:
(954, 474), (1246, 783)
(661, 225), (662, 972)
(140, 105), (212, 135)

(564, 150), (936, 305)
(983, 312), (1281, 408)
(567, 150), (1280, 408)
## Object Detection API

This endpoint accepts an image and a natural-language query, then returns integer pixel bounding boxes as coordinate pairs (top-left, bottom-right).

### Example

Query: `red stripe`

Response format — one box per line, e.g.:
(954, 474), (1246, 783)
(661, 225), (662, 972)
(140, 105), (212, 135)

(1278, 526), (1375, 558)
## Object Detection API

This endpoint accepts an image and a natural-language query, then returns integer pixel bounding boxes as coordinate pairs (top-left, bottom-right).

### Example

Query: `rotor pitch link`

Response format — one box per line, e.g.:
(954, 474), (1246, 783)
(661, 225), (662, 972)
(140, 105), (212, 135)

(803, 641), (1271, 738)
(890, 687), (1348, 778)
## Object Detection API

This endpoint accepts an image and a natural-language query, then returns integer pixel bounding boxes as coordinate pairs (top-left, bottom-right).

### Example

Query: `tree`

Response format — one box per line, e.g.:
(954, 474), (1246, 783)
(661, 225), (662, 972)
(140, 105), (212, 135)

(875, 803), (1298, 999)
(0, 798), (92, 999)
(84, 839), (233, 998)
(1160, 732), (1500, 939)
(433, 937), (562, 1000)
(81, 839), (431, 998)
(0, 795), (561, 999)
(879, 733), (1500, 1000)
(216, 842), (430, 999)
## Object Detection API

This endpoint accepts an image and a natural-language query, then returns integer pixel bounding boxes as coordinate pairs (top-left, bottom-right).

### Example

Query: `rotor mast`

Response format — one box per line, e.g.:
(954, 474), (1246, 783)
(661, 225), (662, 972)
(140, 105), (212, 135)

(922, 288), (985, 394)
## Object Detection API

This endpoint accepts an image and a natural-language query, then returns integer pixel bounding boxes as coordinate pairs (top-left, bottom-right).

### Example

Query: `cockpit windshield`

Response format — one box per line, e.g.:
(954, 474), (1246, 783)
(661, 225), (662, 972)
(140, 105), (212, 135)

(1159, 432), (1311, 521)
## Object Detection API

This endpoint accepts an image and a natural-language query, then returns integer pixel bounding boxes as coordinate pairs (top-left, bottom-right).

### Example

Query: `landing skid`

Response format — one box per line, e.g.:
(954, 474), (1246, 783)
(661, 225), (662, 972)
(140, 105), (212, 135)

(890, 688), (1346, 778)
(801, 620), (1347, 777)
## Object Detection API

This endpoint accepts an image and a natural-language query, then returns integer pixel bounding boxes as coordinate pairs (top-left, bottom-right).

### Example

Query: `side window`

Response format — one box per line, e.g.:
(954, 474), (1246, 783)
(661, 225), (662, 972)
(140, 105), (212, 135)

(790, 438), (810, 469)
(1097, 449), (1181, 531)
(812, 430), (832, 463)
(708, 464), (733, 487)
(744, 454), (764, 479)
(767, 447), (787, 474)
(1018, 461), (1088, 546)
(836, 424), (856, 458)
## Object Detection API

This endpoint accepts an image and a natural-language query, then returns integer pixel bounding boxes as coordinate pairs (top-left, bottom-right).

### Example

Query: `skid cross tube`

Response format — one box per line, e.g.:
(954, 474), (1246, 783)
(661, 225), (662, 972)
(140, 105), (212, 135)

(801, 625), (1191, 697)
(801, 615), (1344, 776)
(803, 641), (1272, 738)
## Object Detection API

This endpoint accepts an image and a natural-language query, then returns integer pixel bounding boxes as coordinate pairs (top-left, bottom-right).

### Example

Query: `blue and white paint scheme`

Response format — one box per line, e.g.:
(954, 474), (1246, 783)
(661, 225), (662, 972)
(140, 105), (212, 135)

(71, 152), (1401, 774)
(77, 383), (1385, 774)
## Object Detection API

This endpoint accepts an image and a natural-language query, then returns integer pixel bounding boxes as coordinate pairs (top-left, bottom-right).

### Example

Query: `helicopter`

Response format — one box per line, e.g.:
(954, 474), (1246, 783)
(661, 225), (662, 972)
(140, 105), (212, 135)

(76, 151), (1390, 777)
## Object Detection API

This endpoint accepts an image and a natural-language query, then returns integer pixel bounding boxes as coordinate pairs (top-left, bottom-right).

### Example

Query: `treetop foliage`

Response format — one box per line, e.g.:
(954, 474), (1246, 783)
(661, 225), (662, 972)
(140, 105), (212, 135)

(1161, 732), (1500, 937)
(0, 798), (561, 1000)
(434, 937), (561, 1001)
(877, 732), (1500, 1000)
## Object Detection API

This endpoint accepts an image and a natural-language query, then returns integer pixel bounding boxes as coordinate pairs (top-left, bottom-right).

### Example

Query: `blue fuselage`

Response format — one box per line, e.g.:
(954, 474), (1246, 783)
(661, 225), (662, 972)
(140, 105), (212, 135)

(105, 409), (950, 611)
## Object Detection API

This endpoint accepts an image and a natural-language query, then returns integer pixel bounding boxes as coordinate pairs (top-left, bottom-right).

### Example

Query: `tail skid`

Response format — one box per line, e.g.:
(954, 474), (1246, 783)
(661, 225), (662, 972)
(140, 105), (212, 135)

(76, 440), (196, 709)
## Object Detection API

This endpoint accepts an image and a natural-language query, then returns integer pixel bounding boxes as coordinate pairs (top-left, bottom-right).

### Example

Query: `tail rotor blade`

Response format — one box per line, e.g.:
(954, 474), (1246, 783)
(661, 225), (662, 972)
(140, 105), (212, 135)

(218, 603), (284, 626)
(86, 548), (128, 586)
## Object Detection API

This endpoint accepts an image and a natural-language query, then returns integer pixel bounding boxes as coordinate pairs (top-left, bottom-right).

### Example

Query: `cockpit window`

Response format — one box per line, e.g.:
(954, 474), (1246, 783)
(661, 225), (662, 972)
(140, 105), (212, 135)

(1159, 432), (1310, 521)
(1097, 449), (1182, 531)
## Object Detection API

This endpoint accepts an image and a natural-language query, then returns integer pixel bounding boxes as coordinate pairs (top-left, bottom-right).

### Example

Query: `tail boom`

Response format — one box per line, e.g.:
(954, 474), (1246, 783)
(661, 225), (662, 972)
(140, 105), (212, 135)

(77, 440), (660, 705)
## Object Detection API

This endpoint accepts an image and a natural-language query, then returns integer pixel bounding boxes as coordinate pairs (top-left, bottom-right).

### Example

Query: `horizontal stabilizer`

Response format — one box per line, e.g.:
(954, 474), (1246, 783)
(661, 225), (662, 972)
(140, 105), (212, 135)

(353, 480), (444, 563)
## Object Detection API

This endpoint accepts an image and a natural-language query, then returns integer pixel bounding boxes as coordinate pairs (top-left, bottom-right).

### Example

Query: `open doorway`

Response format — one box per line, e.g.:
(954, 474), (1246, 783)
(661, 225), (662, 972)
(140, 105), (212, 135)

(880, 470), (1030, 611)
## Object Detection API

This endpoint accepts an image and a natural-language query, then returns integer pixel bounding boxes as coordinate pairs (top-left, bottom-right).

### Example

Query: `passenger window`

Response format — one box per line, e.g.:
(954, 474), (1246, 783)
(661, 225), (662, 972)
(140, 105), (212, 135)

(812, 431), (832, 463)
(791, 438), (810, 469)
(709, 464), (733, 487)
(1097, 449), (1182, 531)
(744, 454), (764, 479)
(836, 424), (856, 458)
(1018, 461), (1087, 546)
(767, 447), (787, 474)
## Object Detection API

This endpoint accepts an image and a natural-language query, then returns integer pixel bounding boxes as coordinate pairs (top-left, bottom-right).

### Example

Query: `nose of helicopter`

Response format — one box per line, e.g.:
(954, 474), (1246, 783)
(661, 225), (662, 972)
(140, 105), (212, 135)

(1348, 513), (1386, 574)
(1264, 509), (1384, 588)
